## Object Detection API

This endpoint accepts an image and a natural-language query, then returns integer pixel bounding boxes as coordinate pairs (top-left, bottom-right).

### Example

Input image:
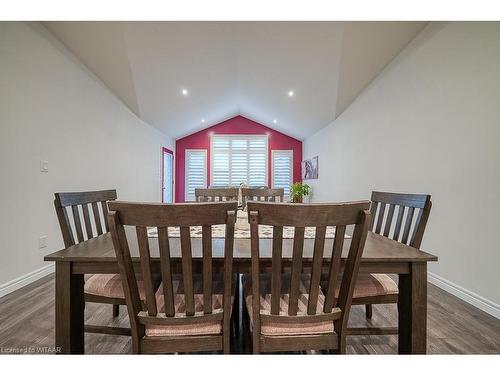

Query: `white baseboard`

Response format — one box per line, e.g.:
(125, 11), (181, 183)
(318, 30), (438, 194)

(0, 264), (55, 298)
(428, 272), (500, 319)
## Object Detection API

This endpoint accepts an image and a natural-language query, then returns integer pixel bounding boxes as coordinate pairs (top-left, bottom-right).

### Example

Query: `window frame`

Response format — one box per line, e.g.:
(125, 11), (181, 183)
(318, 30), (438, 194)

(271, 149), (294, 198)
(184, 149), (207, 202)
(210, 134), (269, 187)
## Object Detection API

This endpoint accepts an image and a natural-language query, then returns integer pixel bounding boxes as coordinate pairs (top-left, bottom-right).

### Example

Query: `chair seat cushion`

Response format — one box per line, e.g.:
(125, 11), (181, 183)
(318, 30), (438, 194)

(84, 274), (147, 300)
(145, 274), (233, 337)
(243, 273), (334, 337)
(348, 273), (398, 300)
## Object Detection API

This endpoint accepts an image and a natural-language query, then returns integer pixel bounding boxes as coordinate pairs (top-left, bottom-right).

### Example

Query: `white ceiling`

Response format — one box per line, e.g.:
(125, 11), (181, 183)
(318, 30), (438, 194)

(43, 21), (426, 140)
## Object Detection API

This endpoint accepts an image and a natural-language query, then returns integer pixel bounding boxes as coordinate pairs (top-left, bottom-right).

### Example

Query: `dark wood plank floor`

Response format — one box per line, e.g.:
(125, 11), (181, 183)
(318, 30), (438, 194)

(0, 273), (499, 354)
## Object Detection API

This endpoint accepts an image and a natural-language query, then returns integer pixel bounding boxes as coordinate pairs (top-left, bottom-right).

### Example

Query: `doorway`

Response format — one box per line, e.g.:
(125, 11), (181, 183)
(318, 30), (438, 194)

(162, 147), (174, 203)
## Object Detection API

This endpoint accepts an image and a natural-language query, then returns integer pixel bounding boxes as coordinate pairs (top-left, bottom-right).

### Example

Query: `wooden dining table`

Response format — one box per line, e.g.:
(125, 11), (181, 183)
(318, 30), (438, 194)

(44, 230), (437, 354)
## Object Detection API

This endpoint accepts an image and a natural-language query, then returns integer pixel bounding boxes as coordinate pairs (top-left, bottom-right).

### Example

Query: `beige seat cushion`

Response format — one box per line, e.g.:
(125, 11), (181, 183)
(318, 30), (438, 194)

(84, 274), (147, 300)
(145, 274), (233, 337)
(348, 273), (398, 300)
(243, 273), (334, 336)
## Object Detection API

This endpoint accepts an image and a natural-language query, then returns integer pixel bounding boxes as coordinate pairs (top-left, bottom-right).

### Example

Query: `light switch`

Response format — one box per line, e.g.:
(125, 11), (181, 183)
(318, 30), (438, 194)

(40, 160), (48, 172)
(39, 235), (48, 249)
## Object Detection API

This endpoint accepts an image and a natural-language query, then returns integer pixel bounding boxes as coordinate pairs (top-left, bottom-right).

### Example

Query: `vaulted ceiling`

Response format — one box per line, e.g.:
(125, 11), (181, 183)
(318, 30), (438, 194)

(43, 21), (427, 140)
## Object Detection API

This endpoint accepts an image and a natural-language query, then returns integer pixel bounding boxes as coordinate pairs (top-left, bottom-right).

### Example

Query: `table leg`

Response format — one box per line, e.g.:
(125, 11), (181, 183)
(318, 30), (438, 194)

(55, 262), (85, 354)
(398, 262), (427, 354)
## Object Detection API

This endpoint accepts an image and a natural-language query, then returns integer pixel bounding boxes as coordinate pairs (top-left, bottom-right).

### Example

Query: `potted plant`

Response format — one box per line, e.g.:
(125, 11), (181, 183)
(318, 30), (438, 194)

(290, 182), (311, 203)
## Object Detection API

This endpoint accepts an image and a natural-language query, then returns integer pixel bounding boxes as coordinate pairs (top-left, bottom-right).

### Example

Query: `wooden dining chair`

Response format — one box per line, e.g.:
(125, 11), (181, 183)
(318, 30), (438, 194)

(241, 187), (284, 210)
(243, 201), (371, 353)
(108, 201), (238, 353)
(54, 189), (139, 336)
(347, 191), (432, 336)
(195, 188), (239, 202)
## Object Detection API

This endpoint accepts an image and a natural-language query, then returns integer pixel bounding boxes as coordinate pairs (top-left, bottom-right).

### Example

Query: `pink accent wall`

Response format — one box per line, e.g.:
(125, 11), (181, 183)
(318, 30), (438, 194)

(175, 115), (302, 202)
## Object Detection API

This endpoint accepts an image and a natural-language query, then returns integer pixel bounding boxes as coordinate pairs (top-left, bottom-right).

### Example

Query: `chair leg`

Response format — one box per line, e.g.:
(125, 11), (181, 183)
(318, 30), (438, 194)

(113, 304), (120, 317)
(223, 329), (231, 354)
(333, 333), (346, 354)
(365, 304), (373, 319)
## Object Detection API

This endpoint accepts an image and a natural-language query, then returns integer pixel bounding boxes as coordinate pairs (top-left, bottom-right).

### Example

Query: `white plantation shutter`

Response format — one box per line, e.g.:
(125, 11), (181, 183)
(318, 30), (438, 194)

(272, 150), (293, 198)
(211, 135), (268, 187)
(185, 150), (207, 201)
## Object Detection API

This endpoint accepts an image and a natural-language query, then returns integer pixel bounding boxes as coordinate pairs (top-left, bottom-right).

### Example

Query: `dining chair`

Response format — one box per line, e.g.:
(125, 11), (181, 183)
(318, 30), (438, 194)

(241, 187), (284, 210)
(347, 191), (432, 336)
(108, 201), (238, 353)
(243, 201), (371, 353)
(54, 189), (140, 336)
(195, 188), (239, 202)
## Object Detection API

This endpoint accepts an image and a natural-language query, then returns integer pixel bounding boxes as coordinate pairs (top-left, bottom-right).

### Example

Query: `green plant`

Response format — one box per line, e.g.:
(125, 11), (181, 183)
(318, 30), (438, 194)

(290, 182), (310, 203)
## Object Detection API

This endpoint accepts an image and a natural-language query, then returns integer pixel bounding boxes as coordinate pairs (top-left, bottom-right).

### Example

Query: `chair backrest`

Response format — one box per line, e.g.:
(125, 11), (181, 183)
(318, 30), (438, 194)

(246, 201), (371, 336)
(369, 191), (432, 249)
(195, 188), (239, 202)
(108, 201), (237, 342)
(54, 189), (117, 247)
(241, 187), (284, 209)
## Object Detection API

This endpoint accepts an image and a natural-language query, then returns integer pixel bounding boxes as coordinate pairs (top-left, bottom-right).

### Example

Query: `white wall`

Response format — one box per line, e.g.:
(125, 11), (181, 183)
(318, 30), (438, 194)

(303, 22), (500, 316)
(0, 22), (174, 294)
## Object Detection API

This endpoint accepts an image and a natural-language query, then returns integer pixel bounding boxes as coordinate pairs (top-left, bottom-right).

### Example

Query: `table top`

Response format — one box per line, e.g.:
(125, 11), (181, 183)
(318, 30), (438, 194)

(45, 230), (438, 264)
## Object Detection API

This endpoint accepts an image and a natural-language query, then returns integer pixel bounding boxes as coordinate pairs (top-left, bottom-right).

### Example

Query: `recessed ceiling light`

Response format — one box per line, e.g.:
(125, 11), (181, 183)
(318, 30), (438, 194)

(288, 90), (294, 97)
(273, 119), (277, 124)
(181, 88), (188, 96)
(201, 118), (205, 123)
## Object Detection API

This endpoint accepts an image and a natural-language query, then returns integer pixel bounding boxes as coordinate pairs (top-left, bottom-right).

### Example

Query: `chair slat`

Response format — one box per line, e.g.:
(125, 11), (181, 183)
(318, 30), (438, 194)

(271, 225), (283, 315)
(91, 202), (103, 236)
(308, 226), (326, 315)
(401, 206), (415, 244)
(180, 226), (195, 316)
(136, 226), (157, 316)
(288, 226), (305, 316)
(323, 225), (346, 313)
(202, 225), (213, 314)
(393, 205), (405, 241)
(157, 227), (175, 317)
(71, 205), (84, 243)
(383, 204), (396, 237)
(101, 201), (110, 232)
(374, 203), (386, 234)
(369, 202), (378, 230)
(410, 208), (423, 246)
(81, 203), (93, 239)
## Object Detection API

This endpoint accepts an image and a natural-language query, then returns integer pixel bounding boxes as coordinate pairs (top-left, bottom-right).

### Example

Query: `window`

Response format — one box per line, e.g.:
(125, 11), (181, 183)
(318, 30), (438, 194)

(272, 150), (293, 198)
(211, 135), (268, 187)
(185, 149), (207, 201)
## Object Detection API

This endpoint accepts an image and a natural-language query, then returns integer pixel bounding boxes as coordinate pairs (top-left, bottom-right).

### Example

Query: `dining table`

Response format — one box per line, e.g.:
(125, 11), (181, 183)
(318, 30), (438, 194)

(44, 229), (437, 354)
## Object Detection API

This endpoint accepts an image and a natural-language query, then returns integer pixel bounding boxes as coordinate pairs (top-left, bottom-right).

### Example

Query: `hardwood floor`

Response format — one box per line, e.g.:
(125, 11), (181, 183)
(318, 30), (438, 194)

(0, 273), (499, 354)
